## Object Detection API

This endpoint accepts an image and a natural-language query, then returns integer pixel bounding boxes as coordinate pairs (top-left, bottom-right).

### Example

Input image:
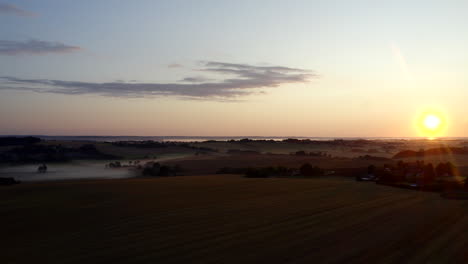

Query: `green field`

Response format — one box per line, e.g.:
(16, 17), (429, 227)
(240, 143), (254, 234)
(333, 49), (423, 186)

(2, 175), (468, 263)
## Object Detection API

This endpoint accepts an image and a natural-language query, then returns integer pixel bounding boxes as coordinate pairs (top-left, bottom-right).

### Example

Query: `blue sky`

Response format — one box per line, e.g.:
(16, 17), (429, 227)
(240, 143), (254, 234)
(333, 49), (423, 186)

(1, 0), (467, 136)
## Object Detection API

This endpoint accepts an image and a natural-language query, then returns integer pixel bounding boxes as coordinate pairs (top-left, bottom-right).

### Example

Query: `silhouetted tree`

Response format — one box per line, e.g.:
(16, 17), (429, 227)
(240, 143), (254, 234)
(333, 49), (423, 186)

(445, 162), (457, 176)
(436, 162), (447, 177)
(423, 163), (436, 184)
(300, 163), (322, 177)
(245, 168), (269, 178)
(159, 165), (171, 176)
(142, 162), (160, 176)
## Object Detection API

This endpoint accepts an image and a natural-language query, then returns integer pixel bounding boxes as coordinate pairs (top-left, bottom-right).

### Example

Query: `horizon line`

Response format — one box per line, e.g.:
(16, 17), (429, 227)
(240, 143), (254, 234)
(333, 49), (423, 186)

(1, 134), (467, 140)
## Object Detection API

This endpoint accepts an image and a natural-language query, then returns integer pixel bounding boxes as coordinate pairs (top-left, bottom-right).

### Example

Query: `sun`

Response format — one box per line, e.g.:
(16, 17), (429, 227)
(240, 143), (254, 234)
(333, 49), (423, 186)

(423, 114), (441, 130)
(415, 110), (447, 138)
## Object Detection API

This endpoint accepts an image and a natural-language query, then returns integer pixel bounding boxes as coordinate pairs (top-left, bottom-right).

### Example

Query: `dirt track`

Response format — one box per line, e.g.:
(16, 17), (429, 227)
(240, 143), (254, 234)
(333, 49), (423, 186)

(2, 175), (468, 263)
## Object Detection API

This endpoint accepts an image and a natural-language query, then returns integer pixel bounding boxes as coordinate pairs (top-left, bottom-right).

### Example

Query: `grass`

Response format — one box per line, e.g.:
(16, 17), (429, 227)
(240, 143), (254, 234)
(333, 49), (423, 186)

(2, 175), (468, 263)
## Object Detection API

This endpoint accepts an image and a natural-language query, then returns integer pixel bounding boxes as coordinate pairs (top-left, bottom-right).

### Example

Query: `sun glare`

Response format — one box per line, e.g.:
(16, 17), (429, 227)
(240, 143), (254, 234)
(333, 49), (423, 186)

(424, 114), (441, 130)
(415, 110), (447, 138)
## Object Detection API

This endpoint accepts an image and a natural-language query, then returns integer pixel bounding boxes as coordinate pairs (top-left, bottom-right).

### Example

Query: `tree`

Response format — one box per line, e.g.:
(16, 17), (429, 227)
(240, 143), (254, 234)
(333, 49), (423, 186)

(300, 163), (322, 177)
(435, 162), (447, 177)
(423, 163), (436, 184)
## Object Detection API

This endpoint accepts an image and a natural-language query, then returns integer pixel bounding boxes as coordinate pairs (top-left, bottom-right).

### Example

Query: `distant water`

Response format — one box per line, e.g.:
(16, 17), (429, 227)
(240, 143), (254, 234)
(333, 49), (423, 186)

(2, 135), (468, 142)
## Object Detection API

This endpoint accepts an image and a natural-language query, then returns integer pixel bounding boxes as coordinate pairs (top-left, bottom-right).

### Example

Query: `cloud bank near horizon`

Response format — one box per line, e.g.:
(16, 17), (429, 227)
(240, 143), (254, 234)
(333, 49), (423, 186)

(0, 39), (81, 55)
(0, 62), (316, 100)
(0, 3), (36, 17)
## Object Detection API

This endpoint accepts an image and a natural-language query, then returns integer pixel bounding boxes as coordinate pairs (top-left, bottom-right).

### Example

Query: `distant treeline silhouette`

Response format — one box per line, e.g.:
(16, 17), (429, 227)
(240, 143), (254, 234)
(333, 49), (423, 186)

(0, 136), (41, 146)
(112, 141), (169, 148)
(377, 161), (458, 184)
(355, 155), (392, 161)
(112, 141), (217, 153)
(282, 138), (395, 147)
(227, 149), (261, 155)
(140, 162), (183, 177)
(293, 150), (330, 157)
(0, 143), (119, 163)
(217, 163), (323, 178)
(393, 147), (468, 159)
(354, 160), (466, 192)
(209, 138), (390, 147)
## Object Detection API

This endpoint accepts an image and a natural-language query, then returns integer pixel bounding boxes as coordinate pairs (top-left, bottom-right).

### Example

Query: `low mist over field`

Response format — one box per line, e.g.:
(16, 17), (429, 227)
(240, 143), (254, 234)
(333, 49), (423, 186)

(0, 162), (133, 182)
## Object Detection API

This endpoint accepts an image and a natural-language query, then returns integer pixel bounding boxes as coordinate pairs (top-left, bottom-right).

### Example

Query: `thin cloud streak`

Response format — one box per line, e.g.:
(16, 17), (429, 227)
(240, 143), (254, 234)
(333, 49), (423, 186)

(179, 76), (213, 83)
(168, 64), (183, 68)
(0, 39), (81, 55)
(0, 3), (36, 17)
(0, 62), (317, 100)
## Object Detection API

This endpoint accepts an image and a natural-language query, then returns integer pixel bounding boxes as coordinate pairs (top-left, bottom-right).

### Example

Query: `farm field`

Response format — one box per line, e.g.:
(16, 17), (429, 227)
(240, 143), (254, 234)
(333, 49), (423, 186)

(2, 175), (468, 263)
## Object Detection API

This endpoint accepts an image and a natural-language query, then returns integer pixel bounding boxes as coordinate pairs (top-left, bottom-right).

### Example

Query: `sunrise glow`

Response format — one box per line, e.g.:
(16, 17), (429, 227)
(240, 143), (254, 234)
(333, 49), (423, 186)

(424, 115), (441, 130)
(416, 111), (447, 138)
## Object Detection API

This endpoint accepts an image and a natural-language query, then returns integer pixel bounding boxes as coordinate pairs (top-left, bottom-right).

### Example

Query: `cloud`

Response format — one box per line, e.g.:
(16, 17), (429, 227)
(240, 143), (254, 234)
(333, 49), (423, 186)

(0, 3), (36, 17)
(168, 63), (183, 68)
(0, 62), (316, 100)
(0, 39), (81, 55)
(179, 76), (213, 83)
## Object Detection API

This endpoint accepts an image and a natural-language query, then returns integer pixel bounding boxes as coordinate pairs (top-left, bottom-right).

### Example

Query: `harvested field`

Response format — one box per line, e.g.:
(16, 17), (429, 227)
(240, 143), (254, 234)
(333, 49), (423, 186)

(2, 175), (468, 263)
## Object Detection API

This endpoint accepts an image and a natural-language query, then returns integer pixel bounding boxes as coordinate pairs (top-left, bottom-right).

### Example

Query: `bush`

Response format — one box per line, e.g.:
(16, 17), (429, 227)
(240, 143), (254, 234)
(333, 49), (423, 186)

(245, 168), (270, 178)
(142, 162), (161, 176)
(108, 161), (121, 168)
(141, 162), (178, 177)
(299, 163), (322, 177)
(244, 166), (294, 178)
(158, 165), (171, 176)
(217, 167), (248, 174)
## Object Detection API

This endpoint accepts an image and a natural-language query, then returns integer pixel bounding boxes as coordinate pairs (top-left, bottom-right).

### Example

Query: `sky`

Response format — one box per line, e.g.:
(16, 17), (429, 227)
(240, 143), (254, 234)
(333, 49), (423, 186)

(0, 0), (467, 137)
